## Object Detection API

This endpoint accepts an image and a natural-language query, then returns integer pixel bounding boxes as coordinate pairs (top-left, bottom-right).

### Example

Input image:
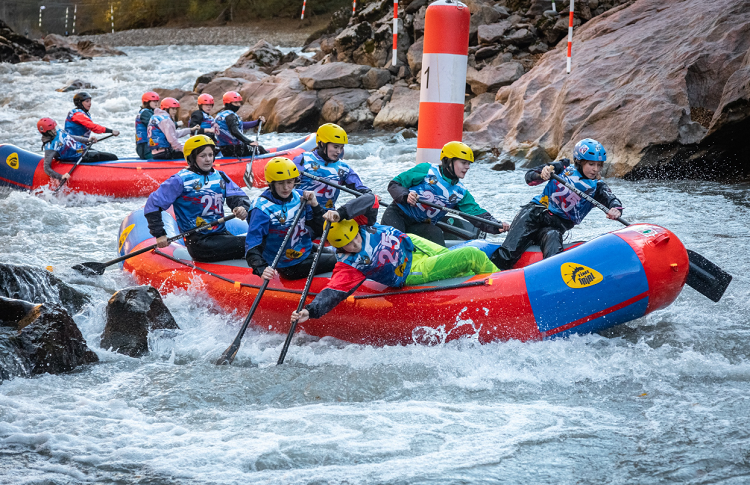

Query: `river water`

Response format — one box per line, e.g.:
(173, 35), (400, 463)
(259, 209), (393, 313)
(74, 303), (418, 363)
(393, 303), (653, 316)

(1, 46), (749, 484)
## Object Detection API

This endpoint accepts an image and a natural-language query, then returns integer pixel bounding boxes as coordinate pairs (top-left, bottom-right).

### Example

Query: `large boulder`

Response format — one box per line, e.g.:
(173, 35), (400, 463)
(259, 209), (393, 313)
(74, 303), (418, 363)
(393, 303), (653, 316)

(153, 88), (198, 127)
(230, 40), (284, 72)
(299, 62), (370, 90)
(0, 263), (89, 315)
(241, 71), (322, 132)
(362, 68), (392, 90)
(44, 34), (125, 57)
(477, 21), (512, 45)
(101, 286), (178, 357)
(334, 22), (374, 63)
(407, 38), (424, 75)
(320, 88), (372, 130)
(463, 0), (750, 177)
(0, 20), (75, 63)
(373, 86), (420, 129)
(466, 63), (525, 95)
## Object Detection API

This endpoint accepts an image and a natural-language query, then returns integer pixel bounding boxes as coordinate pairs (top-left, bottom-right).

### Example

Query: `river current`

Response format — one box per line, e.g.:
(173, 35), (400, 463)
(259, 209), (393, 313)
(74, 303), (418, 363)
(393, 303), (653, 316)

(1, 46), (749, 484)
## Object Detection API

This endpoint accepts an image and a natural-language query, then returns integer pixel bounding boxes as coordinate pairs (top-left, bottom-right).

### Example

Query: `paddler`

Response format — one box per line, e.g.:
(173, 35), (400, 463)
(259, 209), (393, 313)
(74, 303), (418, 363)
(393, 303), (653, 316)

(65, 92), (120, 138)
(37, 117), (118, 183)
(188, 93), (217, 140)
(147, 97), (200, 160)
(213, 91), (266, 158)
(144, 135), (251, 262)
(289, 194), (499, 325)
(292, 123), (371, 211)
(136, 91), (159, 160)
(245, 157), (336, 280)
(491, 138), (624, 270)
(381, 141), (509, 246)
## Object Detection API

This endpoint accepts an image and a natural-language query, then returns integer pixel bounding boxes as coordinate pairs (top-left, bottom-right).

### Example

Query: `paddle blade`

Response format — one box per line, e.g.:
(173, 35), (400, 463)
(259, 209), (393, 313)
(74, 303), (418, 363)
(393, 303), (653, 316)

(215, 343), (239, 365)
(686, 250), (732, 302)
(72, 262), (108, 276)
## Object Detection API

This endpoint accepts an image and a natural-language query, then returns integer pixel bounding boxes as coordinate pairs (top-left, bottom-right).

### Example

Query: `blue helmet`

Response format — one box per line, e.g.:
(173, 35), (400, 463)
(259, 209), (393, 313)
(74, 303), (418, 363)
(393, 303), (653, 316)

(573, 138), (606, 162)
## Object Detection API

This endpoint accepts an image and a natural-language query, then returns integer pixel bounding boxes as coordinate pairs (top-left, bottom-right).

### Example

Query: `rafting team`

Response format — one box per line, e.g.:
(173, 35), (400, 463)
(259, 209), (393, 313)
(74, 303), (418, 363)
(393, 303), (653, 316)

(36, 91), (624, 325)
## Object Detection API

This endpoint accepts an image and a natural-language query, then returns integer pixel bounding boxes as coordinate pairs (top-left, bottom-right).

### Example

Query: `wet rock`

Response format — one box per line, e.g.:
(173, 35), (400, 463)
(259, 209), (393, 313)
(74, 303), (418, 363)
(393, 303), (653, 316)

(362, 68), (392, 90)
(478, 21), (512, 45)
(194, 71), (220, 91)
(299, 62), (370, 90)
(0, 297), (37, 327)
(0, 19), (74, 63)
(491, 160), (516, 171)
(101, 286), (178, 358)
(466, 62), (525, 95)
(153, 88), (198, 127)
(56, 79), (97, 93)
(373, 86), (420, 129)
(231, 40), (284, 72)
(0, 263), (89, 315)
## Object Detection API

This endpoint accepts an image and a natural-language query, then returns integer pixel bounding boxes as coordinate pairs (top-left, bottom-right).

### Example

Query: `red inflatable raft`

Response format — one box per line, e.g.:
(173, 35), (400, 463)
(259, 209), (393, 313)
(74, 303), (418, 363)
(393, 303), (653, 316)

(0, 134), (315, 197)
(116, 209), (689, 345)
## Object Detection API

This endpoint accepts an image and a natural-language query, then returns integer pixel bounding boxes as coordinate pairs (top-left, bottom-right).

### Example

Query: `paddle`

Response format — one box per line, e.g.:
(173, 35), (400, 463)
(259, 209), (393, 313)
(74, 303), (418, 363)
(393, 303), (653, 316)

(54, 133), (115, 194)
(300, 171), (477, 240)
(72, 213), (236, 276)
(549, 172), (732, 302)
(277, 221), (332, 365)
(416, 198), (507, 232)
(242, 120), (262, 188)
(216, 199), (308, 365)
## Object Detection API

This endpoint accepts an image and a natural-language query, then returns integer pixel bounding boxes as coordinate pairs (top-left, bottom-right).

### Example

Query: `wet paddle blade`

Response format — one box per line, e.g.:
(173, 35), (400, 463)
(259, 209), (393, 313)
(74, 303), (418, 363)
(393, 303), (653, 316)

(685, 250), (732, 303)
(72, 262), (108, 276)
(215, 344), (239, 366)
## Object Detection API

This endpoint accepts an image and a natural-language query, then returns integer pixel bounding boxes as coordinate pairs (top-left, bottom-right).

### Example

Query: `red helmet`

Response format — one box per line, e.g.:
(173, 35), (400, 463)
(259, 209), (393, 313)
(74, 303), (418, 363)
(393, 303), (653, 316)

(141, 91), (160, 103)
(37, 118), (57, 133)
(197, 93), (214, 105)
(223, 91), (242, 104)
(160, 97), (180, 110)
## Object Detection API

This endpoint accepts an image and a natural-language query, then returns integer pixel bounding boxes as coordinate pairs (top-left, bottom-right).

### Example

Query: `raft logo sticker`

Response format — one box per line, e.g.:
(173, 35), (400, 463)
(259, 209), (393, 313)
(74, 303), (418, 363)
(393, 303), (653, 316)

(6, 153), (19, 169)
(561, 262), (603, 289)
(118, 224), (135, 252)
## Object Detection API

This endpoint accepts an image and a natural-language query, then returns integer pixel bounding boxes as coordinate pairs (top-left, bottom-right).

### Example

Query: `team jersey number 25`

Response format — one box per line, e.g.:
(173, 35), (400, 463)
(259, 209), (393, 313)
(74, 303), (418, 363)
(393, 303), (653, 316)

(201, 194), (223, 218)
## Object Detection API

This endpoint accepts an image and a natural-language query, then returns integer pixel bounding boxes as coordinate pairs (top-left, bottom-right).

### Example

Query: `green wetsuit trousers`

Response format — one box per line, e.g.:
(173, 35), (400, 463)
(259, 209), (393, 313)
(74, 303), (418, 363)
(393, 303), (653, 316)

(404, 234), (499, 286)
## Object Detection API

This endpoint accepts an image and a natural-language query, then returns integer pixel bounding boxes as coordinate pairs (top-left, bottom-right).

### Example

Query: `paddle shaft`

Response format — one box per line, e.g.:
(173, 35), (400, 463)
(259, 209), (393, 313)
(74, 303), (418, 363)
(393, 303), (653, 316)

(55, 133), (115, 193)
(416, 198), (506, 231)
(216, 200), (308, 365)
(549, 173), (628, 226)
(277, 222), (332, 365)
(301, 171), (476, 240)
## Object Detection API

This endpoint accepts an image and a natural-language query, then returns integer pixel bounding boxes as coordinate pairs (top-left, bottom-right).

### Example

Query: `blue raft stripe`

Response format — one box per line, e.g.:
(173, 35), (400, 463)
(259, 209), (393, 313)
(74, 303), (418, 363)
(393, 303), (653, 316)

(524, 233), (649, 334)
(548, 296), (650, 339)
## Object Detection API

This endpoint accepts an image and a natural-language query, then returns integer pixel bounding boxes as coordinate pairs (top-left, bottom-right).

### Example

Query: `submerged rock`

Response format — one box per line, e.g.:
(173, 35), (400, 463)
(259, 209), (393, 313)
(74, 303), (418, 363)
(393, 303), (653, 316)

(101, 286), (178, 358)
(56, 79), (97, 93)
(0, 263), (90, 315)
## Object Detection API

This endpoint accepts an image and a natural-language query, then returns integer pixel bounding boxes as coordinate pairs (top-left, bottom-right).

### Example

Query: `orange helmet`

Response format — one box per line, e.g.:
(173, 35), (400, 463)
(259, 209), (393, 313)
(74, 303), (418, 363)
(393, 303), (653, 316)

(37, 117), (57, 133)
(223, 91), (242, 104)
(141, 91), (160, 103)
(160, 97), (180, 110)
(197, 93), (215, 105)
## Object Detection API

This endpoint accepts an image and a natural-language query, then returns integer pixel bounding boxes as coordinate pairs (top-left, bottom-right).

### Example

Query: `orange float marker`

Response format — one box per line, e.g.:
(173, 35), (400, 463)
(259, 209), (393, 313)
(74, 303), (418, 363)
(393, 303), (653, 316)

(416, 0), (470, 164)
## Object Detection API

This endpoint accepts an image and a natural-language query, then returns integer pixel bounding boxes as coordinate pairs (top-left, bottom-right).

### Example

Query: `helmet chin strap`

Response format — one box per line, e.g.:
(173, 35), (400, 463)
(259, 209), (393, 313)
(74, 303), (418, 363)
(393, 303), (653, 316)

(441, 158), (459, 183)
(317, 142), (333, 162)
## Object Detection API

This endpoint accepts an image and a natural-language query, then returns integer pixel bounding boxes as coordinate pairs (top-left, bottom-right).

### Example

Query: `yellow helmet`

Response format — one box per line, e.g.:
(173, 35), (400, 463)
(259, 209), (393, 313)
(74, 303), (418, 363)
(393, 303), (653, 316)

(327, 219), (359, 248)
(316, 123), (348, 144)
(264, 157), (300, 183)
(183, 135), (216, 159)
(440, 141), (474, 163)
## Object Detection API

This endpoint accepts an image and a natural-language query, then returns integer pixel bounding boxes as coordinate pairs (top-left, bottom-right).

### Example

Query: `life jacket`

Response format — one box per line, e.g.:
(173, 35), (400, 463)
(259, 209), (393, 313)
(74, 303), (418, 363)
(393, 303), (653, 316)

(337, 224), (413, 288)
(135, 108), (153, 145)
(251, 190), (312, 268)
(295, 150), (353, 210)
(170, 168), (231, 235)
(43, 130), (86, 162)
(396, 164), (468, 224)
(532, 166), (600, 225)
(147, 112), (173, 150)
(198, 110), (215, 130)
(214, 110), (241, 146)
(64, 108), (92, 137)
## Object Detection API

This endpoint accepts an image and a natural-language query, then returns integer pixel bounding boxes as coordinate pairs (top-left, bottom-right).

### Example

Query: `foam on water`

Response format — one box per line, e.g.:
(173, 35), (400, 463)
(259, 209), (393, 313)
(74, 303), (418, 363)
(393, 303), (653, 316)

(1, 47), (750, 484)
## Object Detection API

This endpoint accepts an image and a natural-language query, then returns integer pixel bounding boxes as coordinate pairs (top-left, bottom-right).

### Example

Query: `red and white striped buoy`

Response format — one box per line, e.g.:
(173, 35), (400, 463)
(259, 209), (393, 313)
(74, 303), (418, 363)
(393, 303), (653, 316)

(392, 0), (399, 66)
(352, 0), (357, 15)
(301, 0), (307, 20)
(416, 0), (470, 164)
(566, 0), (574, 74)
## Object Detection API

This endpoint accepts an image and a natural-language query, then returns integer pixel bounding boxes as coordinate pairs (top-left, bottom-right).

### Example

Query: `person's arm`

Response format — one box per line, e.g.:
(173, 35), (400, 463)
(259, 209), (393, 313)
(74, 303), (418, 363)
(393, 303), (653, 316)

(343, 165), (371, 194)
(188, 111), (205, 134)
(70, 135), (90, 144)
(43, 150), (63, 180)
(388, 163), (432, 204)
(241, 119), (259, 131)
(244, 209), (271, 277)
(223, 173), (251, 211)
(143, 176), (184, 238)
(594, 181), (624, 213)
(336, 193), (378, 226)
(306, 204), (326, 238)
(140, 110), (153, 126)
(526, 158), (571, 186)
(455, 191), (507, 234)
(159, 118), (184, 151)
(305, 263), (367, 319)
(227, 113), (252, 144)
(70, 111), (110, 134)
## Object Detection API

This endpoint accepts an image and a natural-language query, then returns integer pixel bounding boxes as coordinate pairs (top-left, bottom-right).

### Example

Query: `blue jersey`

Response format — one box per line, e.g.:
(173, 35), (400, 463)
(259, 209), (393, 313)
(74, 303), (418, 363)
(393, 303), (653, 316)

(337, 224), (413, 288)
(64, 108), (92, 137)
(245, 190), (314, 268)
(293, 151), (359, 210)
(147, 113), (173, 150)
(144, 168), (245, 235)
(135, 108), (153, 145)
(198, 110), (215, 130)
(43, 130), (86, 162)
(532, 166), (601, 225)
(396, 164), (468, 224)
(214, 110), (241, 147)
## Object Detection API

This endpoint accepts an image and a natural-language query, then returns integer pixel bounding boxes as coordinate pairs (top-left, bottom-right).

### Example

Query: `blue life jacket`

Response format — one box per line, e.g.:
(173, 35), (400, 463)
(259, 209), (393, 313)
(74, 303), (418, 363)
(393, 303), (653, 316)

(43, 130), (86, 162)
(337, 224), (413, 288)
(396, 164), (468, 224)
(64, 108), (92, 137)
(148, 113), (173, 150)
(214, 110), (241, 147)
(295, 151), (353, 210)
(532, 166), (600, 225)
(160, 169), (230, 235)
(199, 110), (215, 130)
(250, 190), (313, 268)
(135, 108), (153, 145)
